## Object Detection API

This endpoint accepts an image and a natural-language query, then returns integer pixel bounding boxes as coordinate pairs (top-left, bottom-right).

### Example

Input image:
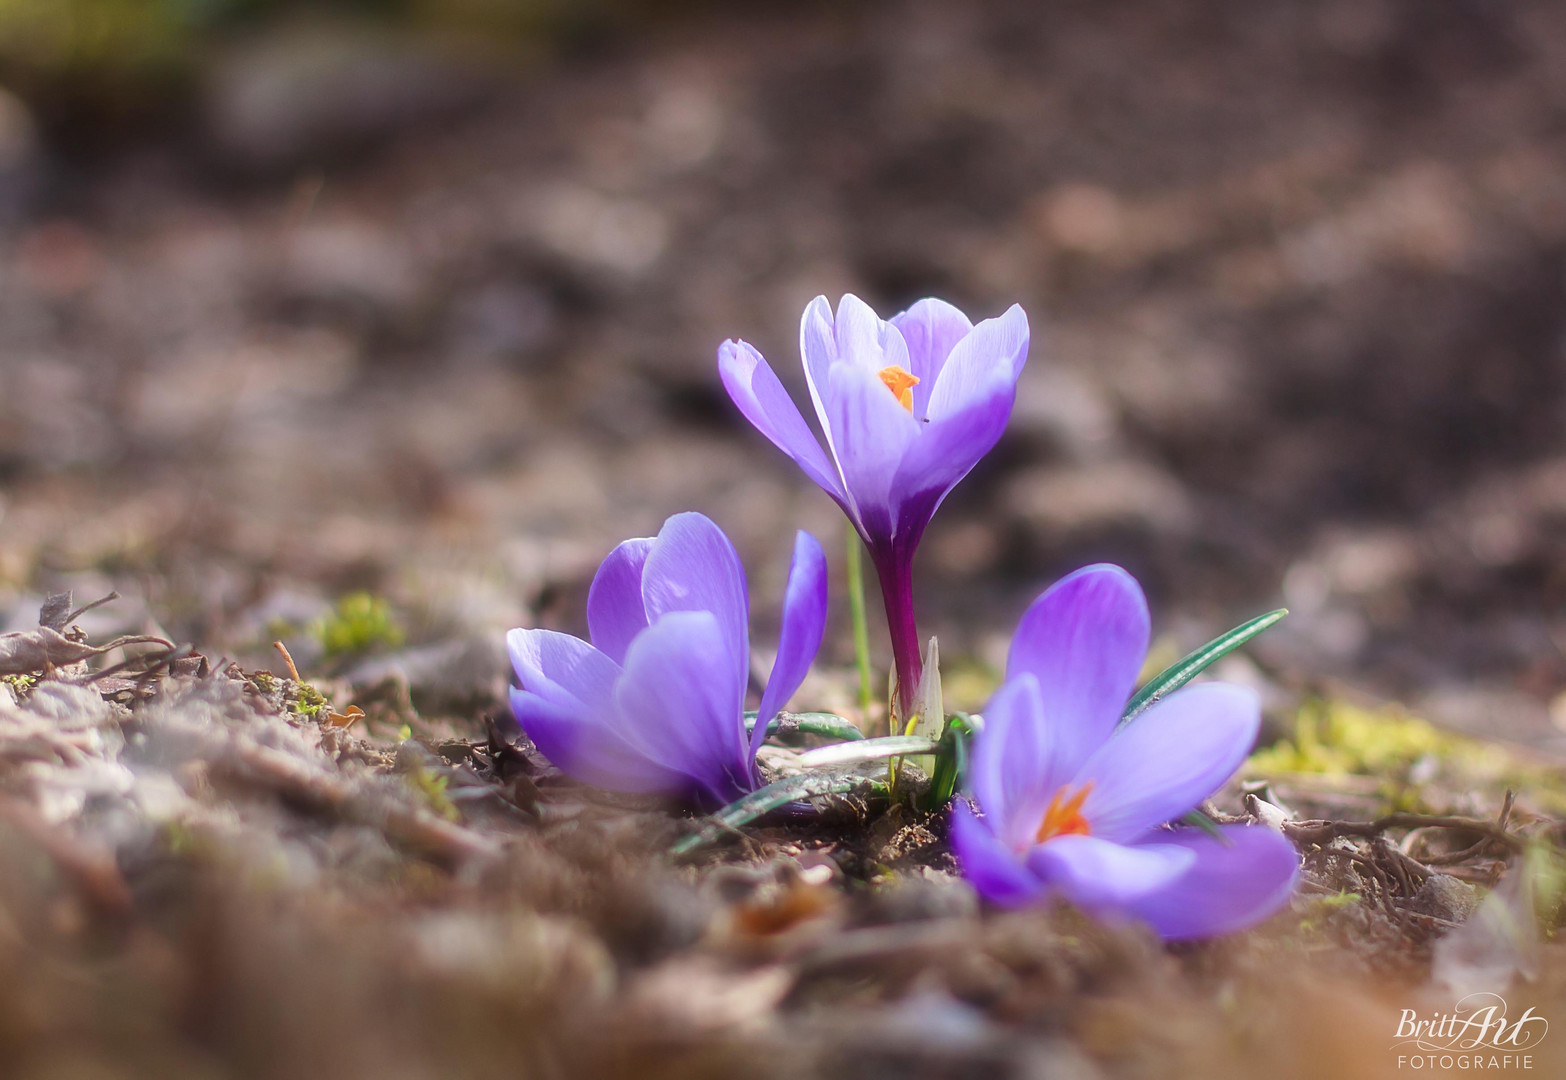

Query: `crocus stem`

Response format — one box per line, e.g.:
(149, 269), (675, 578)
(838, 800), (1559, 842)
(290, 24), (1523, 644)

(872, 551), (923, 725)
(845, 531), (875, 720)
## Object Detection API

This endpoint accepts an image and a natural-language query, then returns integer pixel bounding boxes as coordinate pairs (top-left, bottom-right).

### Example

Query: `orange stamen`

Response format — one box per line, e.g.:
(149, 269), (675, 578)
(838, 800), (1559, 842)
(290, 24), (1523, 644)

(1036, 781), (1094, 843)
(877, 365), (920, 412)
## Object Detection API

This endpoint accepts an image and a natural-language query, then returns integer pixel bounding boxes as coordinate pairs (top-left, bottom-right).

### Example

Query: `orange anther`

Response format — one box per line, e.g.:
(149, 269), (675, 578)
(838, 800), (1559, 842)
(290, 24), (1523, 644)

(1036, 781), (1094, 842)
(877, 365), (920, 411)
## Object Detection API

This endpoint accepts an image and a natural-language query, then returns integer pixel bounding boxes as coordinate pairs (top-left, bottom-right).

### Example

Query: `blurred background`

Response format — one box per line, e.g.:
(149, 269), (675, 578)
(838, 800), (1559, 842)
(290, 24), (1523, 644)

(2, 0), (1566, 747)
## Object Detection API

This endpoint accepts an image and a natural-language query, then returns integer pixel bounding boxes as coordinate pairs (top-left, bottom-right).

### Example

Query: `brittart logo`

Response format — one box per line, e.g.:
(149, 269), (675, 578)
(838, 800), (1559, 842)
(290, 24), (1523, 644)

(1392, 993), (1548, 1070)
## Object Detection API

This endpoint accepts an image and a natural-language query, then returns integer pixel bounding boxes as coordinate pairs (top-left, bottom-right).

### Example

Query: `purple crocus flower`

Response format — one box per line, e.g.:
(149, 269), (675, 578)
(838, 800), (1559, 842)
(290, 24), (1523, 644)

(719, 294), (1028, 718)
(506, 512), (828, 808)
(952, 565), (1299, 939)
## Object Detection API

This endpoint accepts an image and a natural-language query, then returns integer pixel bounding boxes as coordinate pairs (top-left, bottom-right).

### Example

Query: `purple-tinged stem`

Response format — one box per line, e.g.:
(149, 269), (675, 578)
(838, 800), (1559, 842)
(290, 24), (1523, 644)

(873, 550), (923, 727)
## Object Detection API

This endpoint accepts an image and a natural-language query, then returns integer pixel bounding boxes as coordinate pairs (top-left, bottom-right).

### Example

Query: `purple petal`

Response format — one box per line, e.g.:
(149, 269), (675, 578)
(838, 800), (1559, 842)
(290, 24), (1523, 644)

(825, 360), (920, 522)
(1075, 683), (1261, 843)
(508, 628), (688, 791)
(925, 304), (1029, 421)
(968, 674), (1072, 849)
(751, 531), (829, 761)
(615, 610), (752, 805)
(950, 799), (1048, 908)
(832, 293), (912, 376)
(799, 295), (840, 452)
(1124, 826), (1300, 940)
(640, 512), (750, 702)
(887, 372), (1016, 525)
(890, 298), (973, 415)
(586, 537), (653, 665)
(507, 628), (620, 716)
(509, 687), (692, 795)
(1005, 565), (1151, 778)
(719, 339), (847, 504)
(1025, 834), (1196, 909)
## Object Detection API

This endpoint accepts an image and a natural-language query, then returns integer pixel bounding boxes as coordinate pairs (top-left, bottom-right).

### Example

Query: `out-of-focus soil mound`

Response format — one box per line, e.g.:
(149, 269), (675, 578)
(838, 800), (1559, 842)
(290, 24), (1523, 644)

(3, 602), (1563, 1080)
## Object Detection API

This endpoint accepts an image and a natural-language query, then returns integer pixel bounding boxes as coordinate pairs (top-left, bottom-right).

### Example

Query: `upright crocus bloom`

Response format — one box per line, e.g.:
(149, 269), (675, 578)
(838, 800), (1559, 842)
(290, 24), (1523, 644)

(719, 294), (1028, 718)
(507, 512), (827, 808)
(952, 565), (1298, 939)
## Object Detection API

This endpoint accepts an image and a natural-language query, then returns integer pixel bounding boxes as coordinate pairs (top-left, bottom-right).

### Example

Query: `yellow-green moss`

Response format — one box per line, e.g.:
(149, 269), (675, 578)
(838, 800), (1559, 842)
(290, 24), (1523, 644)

(2, 672), (39, 702)
(1248, 699), (1508, 778)
(406, 767), (459, 822)
(1249, 698), (1566, 816)
(312, 592), (404, 659)
(1297, 889), (1365, 934)
(293, 682), (327, 720)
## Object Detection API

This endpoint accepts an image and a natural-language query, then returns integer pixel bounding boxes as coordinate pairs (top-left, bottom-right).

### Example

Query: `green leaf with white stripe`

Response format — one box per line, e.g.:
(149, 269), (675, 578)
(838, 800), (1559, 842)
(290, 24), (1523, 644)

(1120, 608), (1287, 728)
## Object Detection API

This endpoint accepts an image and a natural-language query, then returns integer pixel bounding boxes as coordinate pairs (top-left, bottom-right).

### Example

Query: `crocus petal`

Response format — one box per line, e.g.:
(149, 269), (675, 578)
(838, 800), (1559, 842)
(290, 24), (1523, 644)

(1025, 834), (1197, 910)
(832, 293), (912, 376)
(586, 537), (653, 665)
(887, 368), (1016, 522)
(950, 799), (1048, 908)
(1075, 682), (1261, 843)
(640, 511), (750, 705)
(1005, 565), (1151, 778)
(719, 339), (847, 505)
(1123, 826), (1300, 940)
(751, 531), (829, 761)
(615, 610), (752, 806)
(968, 674), (1071, 849)
(508, 628), (686, 790)
(825, 361), (920, 537)
(800, 295), (841, 454)
(890, 298), (973, 415)
(509, 687), (692, 795)
(925, 304), (1028, 421)
(507, 628), (620, 716)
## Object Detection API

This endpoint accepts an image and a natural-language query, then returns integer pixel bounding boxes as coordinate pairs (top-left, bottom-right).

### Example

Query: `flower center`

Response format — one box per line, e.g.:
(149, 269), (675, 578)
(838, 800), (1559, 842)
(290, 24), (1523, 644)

(1035, 781), (1094, 843)
(877, 365), (920, 412)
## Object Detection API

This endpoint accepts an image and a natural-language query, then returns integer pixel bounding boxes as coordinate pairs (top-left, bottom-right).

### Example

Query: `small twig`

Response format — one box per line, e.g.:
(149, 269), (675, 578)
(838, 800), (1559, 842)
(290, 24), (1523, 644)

(1443, 861), (1508, 886)
(63, 591), (121, 627)
(1284, 812), (1527, 854)
(273, 640), (302, 682)
(86, 642), (193, 683)
(1404, 911), (1465, 932)
(1418, 840), (1493, 867)
(1375, 837), (1431, 889)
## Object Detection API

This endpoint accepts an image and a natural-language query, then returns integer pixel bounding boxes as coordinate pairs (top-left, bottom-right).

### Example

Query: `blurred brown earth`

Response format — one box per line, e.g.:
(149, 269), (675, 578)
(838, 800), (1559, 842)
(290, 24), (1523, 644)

(2, 0), (1566, 744)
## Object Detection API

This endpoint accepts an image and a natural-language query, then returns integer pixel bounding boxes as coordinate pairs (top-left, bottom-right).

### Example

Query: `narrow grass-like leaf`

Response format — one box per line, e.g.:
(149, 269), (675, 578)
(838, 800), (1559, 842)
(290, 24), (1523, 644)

(846, 533), (875, 718)
(744, 711), (865, 742)
(1181, 808), (1231, 845)
(1119, 608), (1287, 727)
(922, 712), (977, 810)
(669, 771), (873, 856)
(795, 735), (939, 770)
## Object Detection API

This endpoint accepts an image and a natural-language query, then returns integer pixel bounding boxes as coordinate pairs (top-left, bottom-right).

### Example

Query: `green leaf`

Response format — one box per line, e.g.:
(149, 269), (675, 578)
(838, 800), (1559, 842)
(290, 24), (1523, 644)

(744, 711), (866, 742)
(846, 532), (876, 718)
(669, 771), (877, 856)
(1120, 608), (1287, 727)
(794, 735), (939, 770)
(1180, 808), (1231, 844)
(922, 712), (977, 810)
